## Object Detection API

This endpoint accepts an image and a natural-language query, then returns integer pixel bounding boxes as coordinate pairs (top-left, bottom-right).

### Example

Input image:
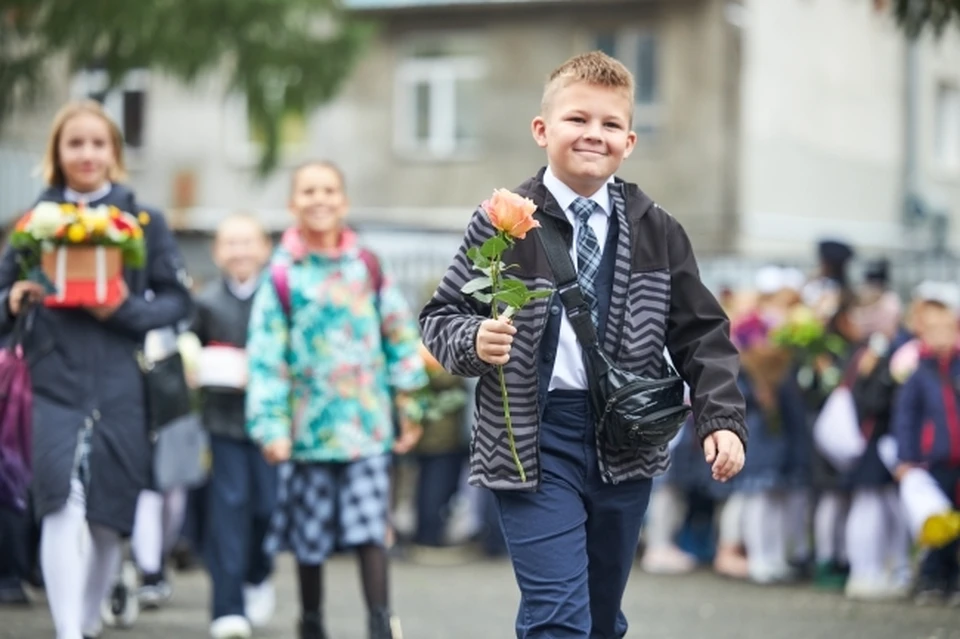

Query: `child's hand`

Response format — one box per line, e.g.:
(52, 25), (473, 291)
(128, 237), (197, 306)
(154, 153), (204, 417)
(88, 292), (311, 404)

(476, 318), (516, 365)
(894, 462), (916, 482)
(393, 417), (423, 455)
(703, 430), (745, 482)
(7, 280), (46, 315)
(263, 437), (292, 464)
(87, 281), (129, 320)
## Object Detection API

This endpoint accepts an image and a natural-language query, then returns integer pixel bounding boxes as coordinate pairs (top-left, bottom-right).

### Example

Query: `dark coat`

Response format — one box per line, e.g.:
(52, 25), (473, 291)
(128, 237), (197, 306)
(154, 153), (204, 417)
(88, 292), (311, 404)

(893, 348), (960, 466)
(0, 184), (193, 534)
(191, 278), (256, 441)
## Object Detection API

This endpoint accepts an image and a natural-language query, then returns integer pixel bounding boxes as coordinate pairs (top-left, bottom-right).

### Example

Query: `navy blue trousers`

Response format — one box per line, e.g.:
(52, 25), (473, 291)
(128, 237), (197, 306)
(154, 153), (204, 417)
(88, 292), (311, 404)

(204, 435), (278, 620)
(495, 391), (652, 639)
(415, 452), (467, 547)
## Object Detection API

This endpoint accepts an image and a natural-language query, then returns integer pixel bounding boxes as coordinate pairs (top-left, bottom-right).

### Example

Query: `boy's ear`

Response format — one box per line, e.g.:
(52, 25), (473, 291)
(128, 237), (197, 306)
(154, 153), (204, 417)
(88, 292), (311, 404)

(621, 130), (638, 160)
(531, 116), (548, 149)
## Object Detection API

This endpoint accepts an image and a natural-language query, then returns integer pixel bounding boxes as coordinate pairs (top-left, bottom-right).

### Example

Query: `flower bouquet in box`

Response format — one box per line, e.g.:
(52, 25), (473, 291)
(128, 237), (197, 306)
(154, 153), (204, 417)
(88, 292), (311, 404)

(8, 202), (147, 308)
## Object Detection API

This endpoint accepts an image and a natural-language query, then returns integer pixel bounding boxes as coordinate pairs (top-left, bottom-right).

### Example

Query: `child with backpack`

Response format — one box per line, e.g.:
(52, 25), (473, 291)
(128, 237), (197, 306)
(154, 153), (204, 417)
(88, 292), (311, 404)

(245, 161), (427, 639)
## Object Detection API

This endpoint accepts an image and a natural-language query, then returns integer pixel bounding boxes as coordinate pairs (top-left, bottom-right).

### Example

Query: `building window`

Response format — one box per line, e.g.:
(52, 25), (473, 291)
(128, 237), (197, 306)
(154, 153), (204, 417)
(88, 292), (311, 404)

(394, 53), (485, 158)
(594, 29), (661, 134)
(935, 83), (960, 170)
(71, 69), (148, 148)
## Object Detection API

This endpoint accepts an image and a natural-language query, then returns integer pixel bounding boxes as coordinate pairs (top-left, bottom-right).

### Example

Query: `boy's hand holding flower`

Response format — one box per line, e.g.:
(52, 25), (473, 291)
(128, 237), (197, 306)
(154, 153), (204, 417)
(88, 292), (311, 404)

(476, 318), (516, 366)
(461, 189), (553, 482)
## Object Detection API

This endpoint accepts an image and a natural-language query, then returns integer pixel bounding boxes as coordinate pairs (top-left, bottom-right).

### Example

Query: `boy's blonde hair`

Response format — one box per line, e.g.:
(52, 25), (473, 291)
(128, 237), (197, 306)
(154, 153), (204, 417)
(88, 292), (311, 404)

(41, 100), (127, 187)
(541, 51), (635, 119)
(215, 211), (270, 242)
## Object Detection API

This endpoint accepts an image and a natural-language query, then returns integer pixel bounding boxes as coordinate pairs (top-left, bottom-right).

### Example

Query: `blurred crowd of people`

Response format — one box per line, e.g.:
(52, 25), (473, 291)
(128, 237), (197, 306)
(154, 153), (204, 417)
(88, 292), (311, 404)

(639, 240), (960, 606)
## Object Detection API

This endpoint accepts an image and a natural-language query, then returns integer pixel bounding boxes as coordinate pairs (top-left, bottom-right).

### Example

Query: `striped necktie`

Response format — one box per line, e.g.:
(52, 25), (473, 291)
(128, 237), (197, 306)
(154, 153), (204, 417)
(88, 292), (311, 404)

(570, 197), (602, 327)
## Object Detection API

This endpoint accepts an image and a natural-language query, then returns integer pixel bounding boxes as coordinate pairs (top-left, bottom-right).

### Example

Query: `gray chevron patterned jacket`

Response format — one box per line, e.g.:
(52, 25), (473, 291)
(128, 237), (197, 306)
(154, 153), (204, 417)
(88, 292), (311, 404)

(419, 168), (747, 490)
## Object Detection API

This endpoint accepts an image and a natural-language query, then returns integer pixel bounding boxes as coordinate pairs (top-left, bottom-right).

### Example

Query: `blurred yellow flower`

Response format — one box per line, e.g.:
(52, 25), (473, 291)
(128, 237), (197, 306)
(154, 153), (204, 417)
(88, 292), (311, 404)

(66, 223), (86, 243)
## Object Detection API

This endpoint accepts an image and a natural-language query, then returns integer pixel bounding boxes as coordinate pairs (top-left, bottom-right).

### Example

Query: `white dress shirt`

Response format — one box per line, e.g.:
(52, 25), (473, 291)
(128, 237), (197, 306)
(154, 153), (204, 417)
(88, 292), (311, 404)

(64, 183), (112, 204)
(542, 166), (614, 391)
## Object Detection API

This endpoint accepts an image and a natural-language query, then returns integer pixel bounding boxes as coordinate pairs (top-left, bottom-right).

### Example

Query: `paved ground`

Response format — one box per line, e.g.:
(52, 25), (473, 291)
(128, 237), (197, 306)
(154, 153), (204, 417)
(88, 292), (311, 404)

(4, 553), (960, 639)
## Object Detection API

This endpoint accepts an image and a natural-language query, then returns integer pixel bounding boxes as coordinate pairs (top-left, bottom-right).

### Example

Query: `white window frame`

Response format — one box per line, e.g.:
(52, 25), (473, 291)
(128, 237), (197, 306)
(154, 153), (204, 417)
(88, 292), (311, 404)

(935, 82), (960, 173)
(70, 68), (149, 154)
(393, 55), (486, 160)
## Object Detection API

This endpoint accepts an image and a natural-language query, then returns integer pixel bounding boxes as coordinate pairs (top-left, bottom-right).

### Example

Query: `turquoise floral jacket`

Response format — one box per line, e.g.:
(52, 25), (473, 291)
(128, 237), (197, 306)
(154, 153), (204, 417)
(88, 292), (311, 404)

(245, 227), (428, 462)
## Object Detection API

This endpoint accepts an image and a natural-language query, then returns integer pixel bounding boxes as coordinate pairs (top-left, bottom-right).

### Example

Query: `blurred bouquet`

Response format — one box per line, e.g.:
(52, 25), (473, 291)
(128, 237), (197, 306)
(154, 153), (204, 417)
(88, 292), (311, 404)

(733, 313), (793, 403)
(769, 305), (846, 362)
(9, 202), (147, 307)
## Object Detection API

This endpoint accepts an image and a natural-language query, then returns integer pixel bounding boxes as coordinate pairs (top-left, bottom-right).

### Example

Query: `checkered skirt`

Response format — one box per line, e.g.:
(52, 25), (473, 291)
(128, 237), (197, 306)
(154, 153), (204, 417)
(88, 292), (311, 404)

(265, 455), (391, 564)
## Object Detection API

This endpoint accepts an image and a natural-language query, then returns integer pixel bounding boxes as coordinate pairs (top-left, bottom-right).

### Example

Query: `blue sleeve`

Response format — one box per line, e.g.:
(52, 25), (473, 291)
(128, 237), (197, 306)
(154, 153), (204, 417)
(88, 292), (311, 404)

(892, 371), (924, 463)
(105, 210), (193, 338)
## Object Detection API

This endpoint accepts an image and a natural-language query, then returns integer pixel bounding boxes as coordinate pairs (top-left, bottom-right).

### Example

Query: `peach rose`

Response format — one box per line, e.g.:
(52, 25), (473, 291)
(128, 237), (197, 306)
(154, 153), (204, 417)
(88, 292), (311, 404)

(482, 189), (540, 240)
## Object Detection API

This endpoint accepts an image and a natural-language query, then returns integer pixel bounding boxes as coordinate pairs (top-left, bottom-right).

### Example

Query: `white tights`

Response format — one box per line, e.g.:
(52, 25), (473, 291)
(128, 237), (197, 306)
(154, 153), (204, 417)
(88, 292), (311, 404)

(814, 490), (849, 564)
(742, 491), (789, 570)
(845, 486), (911, 582)
(41, 479), (122, 639)
(131, 488), (187, 575)
(644, 485), (688, 548)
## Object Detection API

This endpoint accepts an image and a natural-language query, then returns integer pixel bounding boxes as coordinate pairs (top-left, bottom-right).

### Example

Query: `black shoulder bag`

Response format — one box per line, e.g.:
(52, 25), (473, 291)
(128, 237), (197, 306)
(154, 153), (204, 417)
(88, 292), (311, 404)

(535, 213), (691, 451)
(125, 193), (192, 441)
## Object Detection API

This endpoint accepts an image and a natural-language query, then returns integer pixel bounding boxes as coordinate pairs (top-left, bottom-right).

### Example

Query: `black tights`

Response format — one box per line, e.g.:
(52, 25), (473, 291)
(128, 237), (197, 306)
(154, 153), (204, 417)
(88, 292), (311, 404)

(298, 544), (389, 615)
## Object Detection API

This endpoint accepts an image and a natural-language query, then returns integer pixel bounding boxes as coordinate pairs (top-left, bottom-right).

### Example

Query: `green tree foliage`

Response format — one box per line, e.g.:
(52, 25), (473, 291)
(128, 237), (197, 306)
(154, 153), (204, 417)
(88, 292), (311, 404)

(890, 0), (960, 38)
(0, 0), (372, 175)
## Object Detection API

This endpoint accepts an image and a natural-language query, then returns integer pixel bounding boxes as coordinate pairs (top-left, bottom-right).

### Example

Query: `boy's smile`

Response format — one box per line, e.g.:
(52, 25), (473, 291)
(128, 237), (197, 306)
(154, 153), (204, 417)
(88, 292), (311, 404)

(532, 82), (637, 197)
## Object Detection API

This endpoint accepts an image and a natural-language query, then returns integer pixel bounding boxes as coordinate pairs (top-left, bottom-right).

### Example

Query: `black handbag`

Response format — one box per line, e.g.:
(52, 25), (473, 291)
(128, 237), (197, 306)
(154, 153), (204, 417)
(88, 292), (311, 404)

(138, 336), (192, 442)
(535, 213), (691, 451)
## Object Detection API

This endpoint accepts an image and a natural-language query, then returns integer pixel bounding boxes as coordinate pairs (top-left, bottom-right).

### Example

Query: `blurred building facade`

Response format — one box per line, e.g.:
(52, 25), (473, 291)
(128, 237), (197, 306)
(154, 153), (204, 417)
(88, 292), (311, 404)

(1, 0), (959, 264)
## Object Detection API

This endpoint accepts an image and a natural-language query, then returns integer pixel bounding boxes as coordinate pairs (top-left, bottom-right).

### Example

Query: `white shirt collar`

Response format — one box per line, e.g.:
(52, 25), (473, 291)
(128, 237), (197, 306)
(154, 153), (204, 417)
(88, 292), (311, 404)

(226, 276), (260, 300)
(63, 183), (113, 205)
(543, 166), (614, 217)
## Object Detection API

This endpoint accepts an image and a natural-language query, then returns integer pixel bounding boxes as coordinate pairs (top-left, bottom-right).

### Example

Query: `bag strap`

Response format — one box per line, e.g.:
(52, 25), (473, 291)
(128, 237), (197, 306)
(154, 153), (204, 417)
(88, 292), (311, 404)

(271, 262), (292, 322)
(533, 212), (609, 375)
(272, 248), (385, 323)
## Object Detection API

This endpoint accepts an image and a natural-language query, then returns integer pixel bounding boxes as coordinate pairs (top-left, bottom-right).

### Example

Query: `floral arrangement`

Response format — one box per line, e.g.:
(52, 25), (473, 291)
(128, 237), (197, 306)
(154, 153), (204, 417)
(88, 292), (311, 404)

(461, 189), (553, 481)
(9, 201), (148, 270)
(769, 306), (846, 361)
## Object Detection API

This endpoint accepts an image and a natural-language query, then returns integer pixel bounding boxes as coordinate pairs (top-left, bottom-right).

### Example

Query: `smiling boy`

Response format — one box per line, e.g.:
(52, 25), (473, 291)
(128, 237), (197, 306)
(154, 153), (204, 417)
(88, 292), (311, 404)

(420, 52), (747, 638)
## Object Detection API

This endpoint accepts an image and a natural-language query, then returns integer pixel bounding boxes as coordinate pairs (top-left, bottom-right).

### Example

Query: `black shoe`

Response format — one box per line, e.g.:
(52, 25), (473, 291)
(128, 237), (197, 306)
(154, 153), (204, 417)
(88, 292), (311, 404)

(0, 583), (30, 606)
(369, 608), (400, 639)
(299, 612), (328, 639)
(914, 577), (947, 606)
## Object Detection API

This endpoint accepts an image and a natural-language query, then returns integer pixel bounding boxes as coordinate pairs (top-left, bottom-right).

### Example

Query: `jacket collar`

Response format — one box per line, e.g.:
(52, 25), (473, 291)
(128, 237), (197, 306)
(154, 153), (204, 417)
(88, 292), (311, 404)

(513, 166), (656, 223)
(281, 226), (358, 263)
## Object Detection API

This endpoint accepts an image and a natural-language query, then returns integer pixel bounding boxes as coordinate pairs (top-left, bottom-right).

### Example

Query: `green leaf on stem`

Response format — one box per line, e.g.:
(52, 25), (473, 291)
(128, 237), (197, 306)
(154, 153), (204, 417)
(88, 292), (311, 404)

(461, 276), (493, 295)
(471, 292), (494, 304)
(494, 289), (526, 309)
(480, 235), (509, 259)
(466, 246), (490, 269)
(525, 289), (554, 301)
